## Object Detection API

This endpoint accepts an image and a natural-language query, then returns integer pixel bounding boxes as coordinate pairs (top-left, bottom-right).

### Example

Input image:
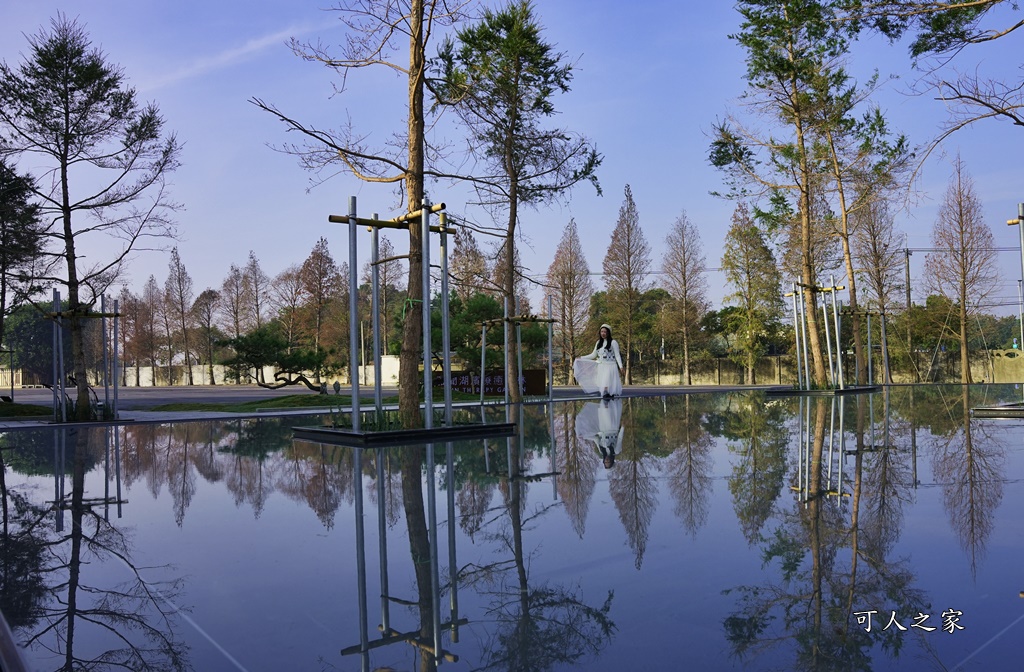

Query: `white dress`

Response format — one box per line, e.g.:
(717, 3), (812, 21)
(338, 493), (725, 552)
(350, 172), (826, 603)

(573, 339), (622, 396)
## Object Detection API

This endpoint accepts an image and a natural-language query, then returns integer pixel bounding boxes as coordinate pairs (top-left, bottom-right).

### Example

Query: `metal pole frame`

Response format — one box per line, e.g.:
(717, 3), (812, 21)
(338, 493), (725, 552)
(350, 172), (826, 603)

(348, 196), (361, 431)
(798, 287), (811, 389)
(833, 295), (844, 390)
(440, 213), (453, 425)
(102, 294), (110, 416)
(867, 312), (873, 386)
(480, 325), (487, 406)
(791, 285), (803, 390)
(422, 197), (433, 429)
(52, 289), (59, 422)
(503, 298), (510, 411)
(113, 299), (120, 420)
(547, 296), (554, 401)
(516, 322), (523, 399)
(821, 292), (835, 387)
(371, 215), (383, 420)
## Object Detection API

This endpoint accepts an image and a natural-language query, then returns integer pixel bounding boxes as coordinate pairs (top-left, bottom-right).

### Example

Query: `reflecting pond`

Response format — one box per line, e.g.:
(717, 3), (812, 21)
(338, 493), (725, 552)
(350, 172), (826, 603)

(1, 385), (1023, 671)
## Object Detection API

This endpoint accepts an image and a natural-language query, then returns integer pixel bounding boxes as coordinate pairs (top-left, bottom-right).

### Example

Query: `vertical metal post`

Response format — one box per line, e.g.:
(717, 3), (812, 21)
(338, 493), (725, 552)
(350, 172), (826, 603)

(353, 446), (369, 669)
(102, 295), (110, 415)
(503, 297), (510, 411)
(440, 213), (452, 425)
(796, 396), (805, 498)
(1016, 204), (1024, 358)
(837, 395), (846, 493)
(348, 196), (361, 431)
(880, 312), (892, 384)
(547, 296), (554, 401)
(798, 287), (811, 388)
(480, 325), (487, 405)
(371, 215), (382, 419)
(516, 322), (523, 399)
(426, 443), (442, 663)
(56, 291), (66, 422)
(52, 289), (59, 422)
(422, 198), (433, 429)
(115, 426), (123, 517)
(446, 442), (459, 642)
(113, 299), (119, 419)
(867, 313), (873, 386)
(833, 293), (845, 390)
(905, 248), (914, 381)
(821, 294), (835, 386)
(376, 446), (390, 633)
(791, 286), (803, 389)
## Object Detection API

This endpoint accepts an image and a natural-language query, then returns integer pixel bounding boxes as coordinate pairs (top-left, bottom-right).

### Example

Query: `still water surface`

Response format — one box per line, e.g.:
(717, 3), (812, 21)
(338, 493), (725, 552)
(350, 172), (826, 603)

(1, 386), (1023, 671)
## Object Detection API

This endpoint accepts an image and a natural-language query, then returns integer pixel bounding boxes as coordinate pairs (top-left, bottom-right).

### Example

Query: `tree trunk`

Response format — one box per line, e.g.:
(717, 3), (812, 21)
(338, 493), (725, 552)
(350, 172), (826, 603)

(960, 301), (972, 383)
(399, 0), (426, 429)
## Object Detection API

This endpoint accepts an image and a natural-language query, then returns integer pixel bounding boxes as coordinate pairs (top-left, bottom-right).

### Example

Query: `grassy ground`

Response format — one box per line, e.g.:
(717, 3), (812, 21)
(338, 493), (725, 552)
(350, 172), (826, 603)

(0, 402), (53, 417)
(149, 394), (365, 413)
(150, 390), (497, 413)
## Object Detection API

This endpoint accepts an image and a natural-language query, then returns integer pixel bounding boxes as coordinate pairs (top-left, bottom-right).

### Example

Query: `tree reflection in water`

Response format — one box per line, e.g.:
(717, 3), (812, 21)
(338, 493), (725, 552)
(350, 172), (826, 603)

(723, 393), (928, 671)
(468, 427), (616, 671)
(930, 386), (1005, 577)
(3, 427), (190, 671)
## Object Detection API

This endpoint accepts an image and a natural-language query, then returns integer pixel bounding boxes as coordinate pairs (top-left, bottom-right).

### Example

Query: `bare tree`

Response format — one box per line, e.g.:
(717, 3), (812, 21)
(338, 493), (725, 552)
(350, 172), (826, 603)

(449, 228), (490, 301)
(299, 237), (342, 384)
(243, 251), (270, 331)
(360, 234), (404, 355)
(116, 285), (139, 386)
(141, 275), (162, 379)
(271, 264), (306, 352)
(547, 219), (593, 384)
(923, 155), (997, 383)
(852, 198), (904, 382)
(0, 16), (180, 418)
(662, 210), (710, 385)
(602, 185), (651, 384)
(192, 288), (220, 385)
(251, 0), (470, 428)
(219, 264), (249, 339)
(156, 276), (176, 385)
(164, 248), (195, 385)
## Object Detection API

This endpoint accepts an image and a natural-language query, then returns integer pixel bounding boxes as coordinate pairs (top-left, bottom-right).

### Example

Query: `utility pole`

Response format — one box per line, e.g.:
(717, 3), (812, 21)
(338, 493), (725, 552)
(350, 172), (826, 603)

(1006, 205), (1024, 359)
(904, 248), (915, 382)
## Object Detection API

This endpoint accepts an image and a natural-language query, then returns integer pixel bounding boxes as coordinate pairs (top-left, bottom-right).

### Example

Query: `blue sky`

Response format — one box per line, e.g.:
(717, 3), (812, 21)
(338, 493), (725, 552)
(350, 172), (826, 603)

(2, 1), (1023, 318)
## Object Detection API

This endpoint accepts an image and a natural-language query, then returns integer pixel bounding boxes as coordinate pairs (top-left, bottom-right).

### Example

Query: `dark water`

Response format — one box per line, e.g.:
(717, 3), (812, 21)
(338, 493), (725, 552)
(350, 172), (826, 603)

(1, 385), (1023, 671)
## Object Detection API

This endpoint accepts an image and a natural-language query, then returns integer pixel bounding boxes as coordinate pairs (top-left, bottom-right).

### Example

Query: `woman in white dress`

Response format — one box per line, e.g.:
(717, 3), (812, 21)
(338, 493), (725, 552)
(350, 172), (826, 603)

(573, 324), (623, 398)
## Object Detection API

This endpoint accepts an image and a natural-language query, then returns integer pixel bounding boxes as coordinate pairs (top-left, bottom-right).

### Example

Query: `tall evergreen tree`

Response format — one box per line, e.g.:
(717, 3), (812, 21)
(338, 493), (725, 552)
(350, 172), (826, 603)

(721, 203), (784, 384)
(710, 0), (853, 387)
(0, 158), (43, 348)
(432, 0), (601, 401)
(0, 16), (180, 418)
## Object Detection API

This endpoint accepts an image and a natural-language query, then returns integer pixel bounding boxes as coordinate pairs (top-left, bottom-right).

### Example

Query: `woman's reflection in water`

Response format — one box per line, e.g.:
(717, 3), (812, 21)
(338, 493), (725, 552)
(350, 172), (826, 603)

(575, 398), (624, 469)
